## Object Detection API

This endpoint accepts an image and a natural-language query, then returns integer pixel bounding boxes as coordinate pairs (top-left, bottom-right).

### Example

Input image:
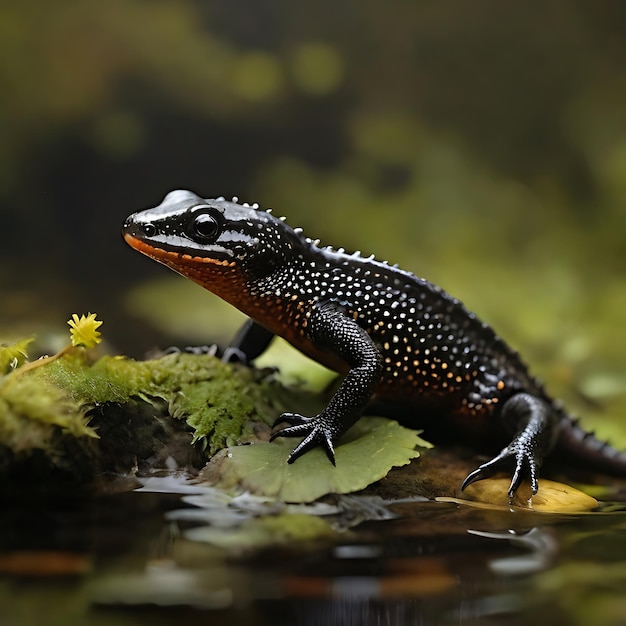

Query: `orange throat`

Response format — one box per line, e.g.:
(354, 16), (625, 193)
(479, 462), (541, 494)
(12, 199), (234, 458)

(124, 233), (347, 372)
(124, 233), (250, 307)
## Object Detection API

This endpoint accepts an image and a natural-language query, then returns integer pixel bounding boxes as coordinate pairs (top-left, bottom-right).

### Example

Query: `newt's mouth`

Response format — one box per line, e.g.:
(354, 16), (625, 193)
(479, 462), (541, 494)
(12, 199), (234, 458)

(122, 232), (236, 267)
(122, 231), (167, 260)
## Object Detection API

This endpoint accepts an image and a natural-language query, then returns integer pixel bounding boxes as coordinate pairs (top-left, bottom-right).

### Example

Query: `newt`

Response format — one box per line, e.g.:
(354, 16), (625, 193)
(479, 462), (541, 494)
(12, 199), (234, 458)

(122, 190), (626, 496)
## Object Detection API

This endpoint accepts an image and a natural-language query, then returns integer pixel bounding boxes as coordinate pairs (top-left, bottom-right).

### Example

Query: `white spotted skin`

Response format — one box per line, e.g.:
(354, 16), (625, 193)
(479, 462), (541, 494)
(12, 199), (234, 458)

(246, 242), (542, 431)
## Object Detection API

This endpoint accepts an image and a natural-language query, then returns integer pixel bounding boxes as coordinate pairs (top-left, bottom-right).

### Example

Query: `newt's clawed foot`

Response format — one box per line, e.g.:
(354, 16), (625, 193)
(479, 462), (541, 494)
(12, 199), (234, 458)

(461, 442), (540, 498)
(271, 412), (337, 465)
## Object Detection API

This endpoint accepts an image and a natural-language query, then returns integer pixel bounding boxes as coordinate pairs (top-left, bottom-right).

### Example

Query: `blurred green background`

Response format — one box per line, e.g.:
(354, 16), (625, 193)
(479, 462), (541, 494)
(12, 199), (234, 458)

(1, 1), (625, 438)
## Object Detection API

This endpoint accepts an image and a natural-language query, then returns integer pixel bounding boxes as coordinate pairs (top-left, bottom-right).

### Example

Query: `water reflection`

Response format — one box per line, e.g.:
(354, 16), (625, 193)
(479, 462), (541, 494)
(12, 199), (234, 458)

(468, 528), (557, 576)
(108, 477), (564, 623)
(1, 475), (625, 625)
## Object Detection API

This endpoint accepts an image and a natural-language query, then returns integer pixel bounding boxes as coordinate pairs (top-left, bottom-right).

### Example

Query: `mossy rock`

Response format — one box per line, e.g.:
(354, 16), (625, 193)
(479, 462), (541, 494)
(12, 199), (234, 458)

(0, 349), (430, 502)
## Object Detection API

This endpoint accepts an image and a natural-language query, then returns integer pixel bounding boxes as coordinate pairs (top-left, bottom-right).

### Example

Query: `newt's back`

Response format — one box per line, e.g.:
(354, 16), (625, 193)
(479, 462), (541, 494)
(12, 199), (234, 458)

(237, 232), (545, 428)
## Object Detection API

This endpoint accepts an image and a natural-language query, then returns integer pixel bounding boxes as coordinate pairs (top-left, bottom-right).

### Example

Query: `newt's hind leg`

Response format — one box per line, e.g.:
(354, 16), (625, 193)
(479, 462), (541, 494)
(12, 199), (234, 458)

(222, 319), (275, 363)
(461, 393), (558, 497)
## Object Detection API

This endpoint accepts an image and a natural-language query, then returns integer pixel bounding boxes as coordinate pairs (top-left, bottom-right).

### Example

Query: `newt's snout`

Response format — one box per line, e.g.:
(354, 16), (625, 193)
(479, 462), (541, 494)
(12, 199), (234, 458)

(122, 215), (154, 240)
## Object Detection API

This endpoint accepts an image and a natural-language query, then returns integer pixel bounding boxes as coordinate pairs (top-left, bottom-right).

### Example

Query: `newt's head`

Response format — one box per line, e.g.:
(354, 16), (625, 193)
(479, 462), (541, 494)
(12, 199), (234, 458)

(123, 190), (303, 304)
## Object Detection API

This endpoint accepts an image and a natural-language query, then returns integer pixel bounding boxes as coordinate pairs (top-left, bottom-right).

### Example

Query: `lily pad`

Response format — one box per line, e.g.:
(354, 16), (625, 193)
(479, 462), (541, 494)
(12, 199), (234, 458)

(206, 417), (431, 503)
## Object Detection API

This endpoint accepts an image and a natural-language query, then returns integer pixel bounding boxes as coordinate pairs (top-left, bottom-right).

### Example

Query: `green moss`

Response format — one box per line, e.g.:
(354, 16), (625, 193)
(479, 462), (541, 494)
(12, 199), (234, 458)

(44, 353), (153, 405)
(0, 363), (96, 456)
(146, 353), (283, 451)
(0, 338), (33, 375)
(23, 351), (293, 457)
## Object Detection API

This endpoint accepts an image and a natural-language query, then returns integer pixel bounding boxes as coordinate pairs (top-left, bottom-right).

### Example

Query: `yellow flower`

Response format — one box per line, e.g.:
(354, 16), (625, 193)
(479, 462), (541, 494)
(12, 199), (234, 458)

(67, 313), (103, 349)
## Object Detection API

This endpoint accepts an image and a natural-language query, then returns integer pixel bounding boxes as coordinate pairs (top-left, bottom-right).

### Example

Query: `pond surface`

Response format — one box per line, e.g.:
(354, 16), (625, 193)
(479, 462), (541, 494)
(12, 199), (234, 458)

(1, 475), (625, 626)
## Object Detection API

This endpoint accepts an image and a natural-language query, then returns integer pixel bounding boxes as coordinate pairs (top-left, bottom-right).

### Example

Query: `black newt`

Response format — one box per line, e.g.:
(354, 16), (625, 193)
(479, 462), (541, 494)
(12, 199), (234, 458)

(123, 190), (626, 496)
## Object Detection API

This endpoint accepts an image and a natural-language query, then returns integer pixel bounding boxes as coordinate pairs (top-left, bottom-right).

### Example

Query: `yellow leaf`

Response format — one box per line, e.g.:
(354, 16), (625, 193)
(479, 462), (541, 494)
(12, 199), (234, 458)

(437, 478), (598, 513)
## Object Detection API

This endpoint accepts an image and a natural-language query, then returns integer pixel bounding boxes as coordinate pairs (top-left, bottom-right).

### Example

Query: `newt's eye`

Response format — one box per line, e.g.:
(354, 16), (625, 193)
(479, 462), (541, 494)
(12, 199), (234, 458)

(189, 209), (221, 243)
(143, 223), (158, 237)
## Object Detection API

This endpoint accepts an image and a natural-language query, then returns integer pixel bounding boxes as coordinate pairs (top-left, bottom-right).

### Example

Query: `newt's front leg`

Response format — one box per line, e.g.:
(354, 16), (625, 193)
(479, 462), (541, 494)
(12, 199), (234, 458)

(271, 302), (383, 464)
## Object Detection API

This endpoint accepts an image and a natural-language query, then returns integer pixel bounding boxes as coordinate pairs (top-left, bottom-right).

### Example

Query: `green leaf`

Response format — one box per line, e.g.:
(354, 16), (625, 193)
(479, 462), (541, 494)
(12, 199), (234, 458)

(209, 417), (431, 502)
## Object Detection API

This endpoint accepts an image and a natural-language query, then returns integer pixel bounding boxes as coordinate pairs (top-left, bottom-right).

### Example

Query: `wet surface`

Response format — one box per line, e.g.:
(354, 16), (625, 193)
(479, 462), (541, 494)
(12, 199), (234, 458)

(1, 474), (625, 626)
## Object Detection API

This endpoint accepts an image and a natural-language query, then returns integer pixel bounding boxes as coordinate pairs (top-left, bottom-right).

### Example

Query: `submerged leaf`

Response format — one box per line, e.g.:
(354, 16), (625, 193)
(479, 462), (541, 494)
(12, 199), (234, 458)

(207, 417), (431, 502)
(0, 551), (91, 577)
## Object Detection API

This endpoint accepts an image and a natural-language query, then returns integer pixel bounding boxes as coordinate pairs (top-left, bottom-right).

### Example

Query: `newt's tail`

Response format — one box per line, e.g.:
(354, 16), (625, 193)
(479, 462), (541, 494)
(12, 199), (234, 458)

(555, 416), (626, 475)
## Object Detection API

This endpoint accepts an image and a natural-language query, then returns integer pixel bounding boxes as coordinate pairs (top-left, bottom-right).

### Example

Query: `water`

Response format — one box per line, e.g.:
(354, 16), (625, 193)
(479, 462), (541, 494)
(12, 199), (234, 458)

(1, 475), (625, 626)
